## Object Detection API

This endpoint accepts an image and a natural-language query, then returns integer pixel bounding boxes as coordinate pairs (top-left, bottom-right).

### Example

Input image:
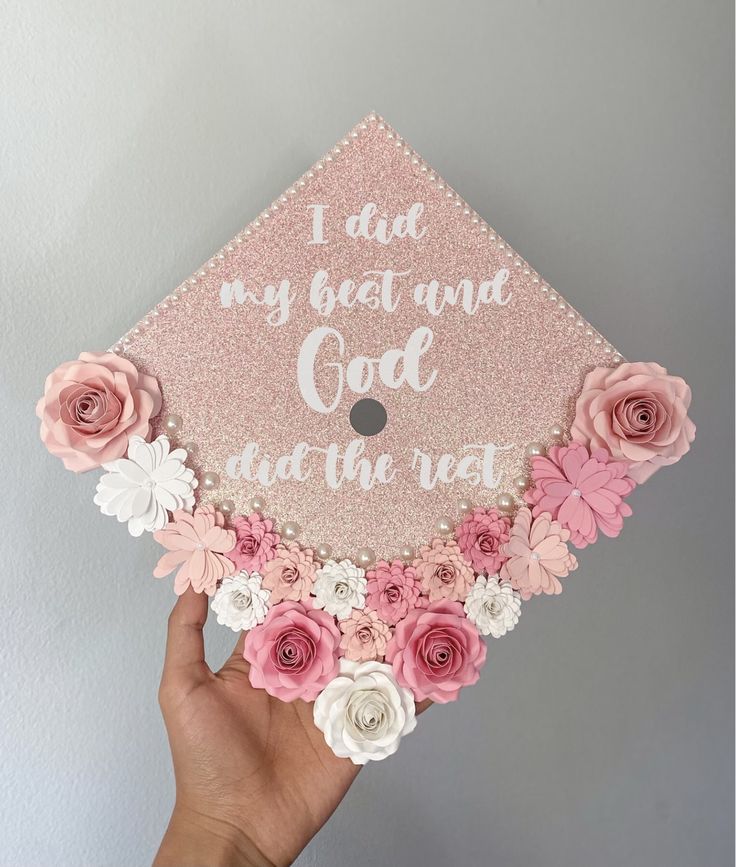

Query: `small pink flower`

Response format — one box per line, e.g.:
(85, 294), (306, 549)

(243, 601), (341, 701)
(153, 505), (236, 596)
(339, 609), (392, 661)
(500, 507), (578, 599)
(385, 601), (486, 703)
(261, 542), (316, 603)
(365, 559), (420, 624)
(413, 539), (475, 603)
(455, 507), (512, 574)
(227, 512), (280, 572)
(36, 351), (162, 472)
(571, 362), (695, 483)
(524, 442), (636, 548)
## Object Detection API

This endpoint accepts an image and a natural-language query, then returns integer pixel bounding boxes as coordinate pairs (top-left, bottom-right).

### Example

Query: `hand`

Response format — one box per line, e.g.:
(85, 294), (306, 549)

(154, 589), (429, 867)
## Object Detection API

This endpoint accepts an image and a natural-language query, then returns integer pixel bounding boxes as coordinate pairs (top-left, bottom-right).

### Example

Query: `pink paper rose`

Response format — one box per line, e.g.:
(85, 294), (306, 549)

(413, 539), (475, 603)
(153, 505), (236, 596)
(455, 507), (512, 574)
(36, 351), (162, 472)
(243, 601), (341, 701)
(386, 600), (486, 703)
(339, 609), (393, 661)
(261, 541), (317, 603)
(571, 362), (695, 484)
(500, 507), (578, 599)
(227, 512), (280, 572)
(365, 559), (420, 624)
(524, 442), (636, 548)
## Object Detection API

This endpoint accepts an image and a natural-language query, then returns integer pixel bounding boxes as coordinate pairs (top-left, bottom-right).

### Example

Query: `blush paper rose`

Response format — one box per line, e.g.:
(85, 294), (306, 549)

(227, 512), (280, 573)
(243, 601), (341, 702)
(261, 541), (316, 603)
(385, 600), (486, 703)
(365, 559), (420, 625)
(339, 609), (392, 661)
(571, 362), (695, 484)
(36, 351), (162, 472)
(413, 539), (475, 603)
(455, 507), (511, 574)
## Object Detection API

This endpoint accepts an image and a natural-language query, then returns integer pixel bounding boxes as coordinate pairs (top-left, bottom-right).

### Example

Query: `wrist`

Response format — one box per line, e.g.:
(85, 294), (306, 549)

(154, 803), (276, 867)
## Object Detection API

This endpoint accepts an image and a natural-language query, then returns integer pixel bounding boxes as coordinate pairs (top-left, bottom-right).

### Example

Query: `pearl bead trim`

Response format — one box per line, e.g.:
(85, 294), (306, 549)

(109, 112), (623, 363)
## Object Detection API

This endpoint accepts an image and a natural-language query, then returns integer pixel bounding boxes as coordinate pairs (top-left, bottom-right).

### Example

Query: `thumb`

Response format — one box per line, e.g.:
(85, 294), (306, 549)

(161, 587), (211, 691)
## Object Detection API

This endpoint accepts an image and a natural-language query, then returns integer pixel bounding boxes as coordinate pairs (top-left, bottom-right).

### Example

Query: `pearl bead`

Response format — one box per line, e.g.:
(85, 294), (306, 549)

(435, 516), (454, 535)
(182, 441), (197, 456)
(458, 498), (473, 515)
(496, 492), (515, 512)
(548, 424), (565, 441)
(201, 471), (220, 490)
(249, 495), (266, 513)
(316, 543), (332, 561)
(282, 521), (301, 541)
(526, 442), (546, 458)
(164, 413), (182, 434)
(356, 547), (376, 568)
(398, 544), (415, 562)
(513, 475), (531, 494)
(220, 499), (235, 516)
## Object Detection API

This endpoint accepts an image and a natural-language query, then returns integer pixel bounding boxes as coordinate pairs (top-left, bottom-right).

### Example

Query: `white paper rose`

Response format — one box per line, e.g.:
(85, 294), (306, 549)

(93, 434), (197, 536)
(313, 660), (417, 764)
(464, 574), (521, 638)
(312, 559), (367, 620)
(211, 571), (270, 632)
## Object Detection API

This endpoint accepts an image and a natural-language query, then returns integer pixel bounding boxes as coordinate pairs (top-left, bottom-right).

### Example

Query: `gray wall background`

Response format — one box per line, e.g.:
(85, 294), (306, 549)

(1, 1), (733, 865)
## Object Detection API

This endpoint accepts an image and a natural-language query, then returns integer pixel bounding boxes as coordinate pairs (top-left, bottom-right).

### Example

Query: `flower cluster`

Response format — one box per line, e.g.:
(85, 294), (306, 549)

(38, 351), (695, 765)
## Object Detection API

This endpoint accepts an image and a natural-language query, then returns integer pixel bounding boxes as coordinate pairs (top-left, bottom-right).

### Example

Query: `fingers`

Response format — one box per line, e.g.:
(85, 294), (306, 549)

(161, 587), (211, 689)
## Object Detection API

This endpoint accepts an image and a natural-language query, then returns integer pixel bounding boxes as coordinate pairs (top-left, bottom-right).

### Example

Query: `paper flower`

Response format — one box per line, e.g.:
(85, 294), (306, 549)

(413, 539), (475, 603)
(365, 559), (420, 625)
(385, 600), (486, 703)
(243, 601), (341, 701)
(226, 512), (280, 573)
(211, 570), (270, 632)
(261, 541), (316, 603)
(464, 575), (522, 637)
(339, 609), (393, 661)
(500, 507), (578, 600)
(93, 435), (197, 536)
(571, 362), (695, 484)
(313, 660), (416, 764)
(153, 505), (236, 596)
(36, 351), (162, 472)
(455, 507), (512, 574)
(312, 559), (367, 621)
(524, 442), (636, 548)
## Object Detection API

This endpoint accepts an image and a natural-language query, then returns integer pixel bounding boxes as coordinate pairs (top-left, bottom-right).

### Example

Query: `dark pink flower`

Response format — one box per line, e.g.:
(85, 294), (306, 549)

(455, 507), (512, 574)
(524, 442), (636, 548)
(243, 601), (340, 702)
(365, 559), (420, 624)
(385, 601), (486, 703)
(227, 512), (280, 572)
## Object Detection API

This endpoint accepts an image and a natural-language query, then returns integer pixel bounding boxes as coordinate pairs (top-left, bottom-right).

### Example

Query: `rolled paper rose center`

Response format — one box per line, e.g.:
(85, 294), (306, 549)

(485, 599), (501, 616)
(273, 630), (314, 671)
(435, 564), (456, 585)
(357, 626), (373, 644)
(385, 584), (401, 603)
(281, 565), (299, 585)
(346, 691), (388, 738)
(232, 591), (252, 610)
(614, 393), (664, 439)
(59, 383), (123, 434)
(334, 582), (350, 599)
(420, 630), (463, 677)
(239, 535), (259, 555)
(477, 530), (499, 555)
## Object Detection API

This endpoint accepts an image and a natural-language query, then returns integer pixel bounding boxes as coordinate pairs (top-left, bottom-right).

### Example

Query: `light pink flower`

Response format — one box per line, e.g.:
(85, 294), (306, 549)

(227, 512), (280, 572)
(524, 442), (636, 548)
(365, 559), (420, 624)
(500, 507), (578, 599)
(36, 351), (162, 472)
(455, 507), (512, 574)
(153, 505), (236, 596)
(261, 542), (316, 603)
(243, 601), (341, 701)
(571, 362), (695, 483)
(339, 609), (393, 661)
(413, 539), (475, 603)
(385, 601), (486, 703)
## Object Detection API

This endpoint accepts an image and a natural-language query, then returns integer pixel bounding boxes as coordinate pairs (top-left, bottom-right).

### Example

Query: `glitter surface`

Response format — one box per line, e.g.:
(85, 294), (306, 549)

(118, 114), (621, 559)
